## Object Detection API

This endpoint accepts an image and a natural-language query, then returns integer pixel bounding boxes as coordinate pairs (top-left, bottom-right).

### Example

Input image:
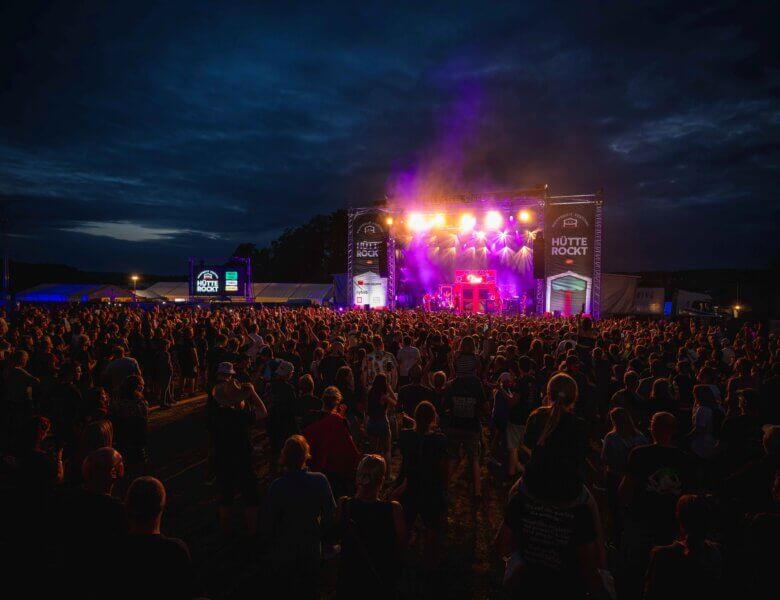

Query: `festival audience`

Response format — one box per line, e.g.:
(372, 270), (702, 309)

(0, 303), (777, 599)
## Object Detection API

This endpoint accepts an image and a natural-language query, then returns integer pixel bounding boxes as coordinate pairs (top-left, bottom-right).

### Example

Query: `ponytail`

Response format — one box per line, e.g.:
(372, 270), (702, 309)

(538, 373), (578, 446)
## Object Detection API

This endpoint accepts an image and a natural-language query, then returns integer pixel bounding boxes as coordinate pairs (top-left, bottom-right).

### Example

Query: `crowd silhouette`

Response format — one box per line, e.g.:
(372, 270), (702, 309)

(0, 304), (777, 599)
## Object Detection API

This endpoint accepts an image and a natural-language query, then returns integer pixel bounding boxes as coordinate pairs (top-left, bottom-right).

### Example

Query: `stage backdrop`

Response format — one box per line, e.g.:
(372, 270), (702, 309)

(350, 209), (390, 308)
(544, 203), (597, 314)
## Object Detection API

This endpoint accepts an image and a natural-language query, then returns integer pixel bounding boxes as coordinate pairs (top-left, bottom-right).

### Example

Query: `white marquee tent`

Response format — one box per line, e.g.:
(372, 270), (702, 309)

(137, 281), (334, 304)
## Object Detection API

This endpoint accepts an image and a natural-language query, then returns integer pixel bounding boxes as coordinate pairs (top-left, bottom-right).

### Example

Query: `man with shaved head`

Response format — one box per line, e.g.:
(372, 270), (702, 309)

(57, 447), (128, 595)
(63, 447), (127, 536)
(115, 477), (199, 600)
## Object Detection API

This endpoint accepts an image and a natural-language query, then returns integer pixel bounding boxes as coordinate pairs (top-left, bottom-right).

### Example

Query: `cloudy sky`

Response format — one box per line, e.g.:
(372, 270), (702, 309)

(1, 0), (778, 274)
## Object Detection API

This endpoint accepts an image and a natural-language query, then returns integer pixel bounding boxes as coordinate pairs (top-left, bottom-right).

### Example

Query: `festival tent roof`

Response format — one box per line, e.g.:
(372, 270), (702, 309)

(17, 283), (133, 302)
(252, 282), (334, 304)
(139, 281), (334, 304)
(139, 281), (189, 300)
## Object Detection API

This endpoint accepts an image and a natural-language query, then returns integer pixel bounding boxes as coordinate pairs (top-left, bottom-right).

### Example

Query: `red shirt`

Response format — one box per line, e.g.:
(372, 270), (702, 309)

(303, 412), (360, 477)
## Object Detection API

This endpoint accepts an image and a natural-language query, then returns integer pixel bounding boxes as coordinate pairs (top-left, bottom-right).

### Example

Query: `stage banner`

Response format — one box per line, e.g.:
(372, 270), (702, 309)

(352, 210), (388, 277)
(351, 209), (390, 307)
(544, 203), (596, 279)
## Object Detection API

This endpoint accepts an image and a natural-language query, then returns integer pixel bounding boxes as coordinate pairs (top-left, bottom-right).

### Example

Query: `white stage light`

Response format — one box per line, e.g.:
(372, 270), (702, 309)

(485, 211), (503, 230)
(459, 214), (476, 233)
(408, 213), (426, 232)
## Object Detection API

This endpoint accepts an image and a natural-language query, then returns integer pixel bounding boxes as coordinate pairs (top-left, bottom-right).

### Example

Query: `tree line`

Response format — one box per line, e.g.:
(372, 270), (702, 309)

(233, 209), (348, 283)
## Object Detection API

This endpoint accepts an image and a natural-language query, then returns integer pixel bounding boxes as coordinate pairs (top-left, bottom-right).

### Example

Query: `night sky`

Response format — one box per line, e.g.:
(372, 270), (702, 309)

(1, 1), (778, 274)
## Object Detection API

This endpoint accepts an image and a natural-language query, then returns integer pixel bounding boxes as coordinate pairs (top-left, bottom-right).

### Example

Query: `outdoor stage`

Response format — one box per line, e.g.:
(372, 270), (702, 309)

(348, 187), (604, 318)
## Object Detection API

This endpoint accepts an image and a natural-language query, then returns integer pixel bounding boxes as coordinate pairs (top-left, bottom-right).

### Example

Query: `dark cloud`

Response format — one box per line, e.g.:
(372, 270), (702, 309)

(0, 0), (778, 273)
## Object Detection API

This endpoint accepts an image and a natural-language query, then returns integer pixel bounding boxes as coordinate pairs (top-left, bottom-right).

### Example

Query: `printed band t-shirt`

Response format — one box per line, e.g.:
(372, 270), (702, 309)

(504, 487), (596, 597)
(624, 444), (696, 537)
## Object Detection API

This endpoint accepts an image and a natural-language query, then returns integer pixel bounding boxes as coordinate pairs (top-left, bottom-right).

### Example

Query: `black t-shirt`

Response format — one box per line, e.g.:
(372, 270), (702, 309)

(397, 429), (447, 502)
(624, 444), (695, 538)
(293, 393), (322, 419)
(398, 383), (434, 416)
(504, 487), (596, 598)
(56, 488), (128, 594)
(719, 414), (765, 472)
(523, 409), (587, 503)
(760, 376), (780, 423)
(746, 512), (780, 596)
(442, 375), (486, 432)
(508, 374), (538, 424)
(114, 534), (198, 600)
(58, 487), (128, 539)
(725, 454), (780, 514)
(643, 541), (724, 600)
(318, 355), (347, 387)
(430, 344), (450, 372)
(212, 405), (254, 459)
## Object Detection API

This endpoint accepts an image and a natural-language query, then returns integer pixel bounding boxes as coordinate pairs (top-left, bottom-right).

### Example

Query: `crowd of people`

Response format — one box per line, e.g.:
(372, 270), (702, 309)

(0, 303), (778, 599)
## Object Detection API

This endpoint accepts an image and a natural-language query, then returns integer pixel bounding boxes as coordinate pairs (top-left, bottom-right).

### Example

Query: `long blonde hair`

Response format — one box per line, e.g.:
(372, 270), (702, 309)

(538, 373), (578, 446)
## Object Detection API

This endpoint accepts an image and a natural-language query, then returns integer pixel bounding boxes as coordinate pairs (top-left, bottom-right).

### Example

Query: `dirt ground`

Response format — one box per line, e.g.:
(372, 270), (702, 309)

(148, 396), (511, 599)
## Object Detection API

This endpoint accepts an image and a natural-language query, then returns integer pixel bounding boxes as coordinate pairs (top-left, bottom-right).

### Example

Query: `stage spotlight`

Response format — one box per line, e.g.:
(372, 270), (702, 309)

(485, 210), (503, 230)
(475, 230), (486, 241)
(386, 217), (393, 226)
(459, 214), (476, 233)
(498, 230), (508, 242)
(433, 213), (446, 227)
(408, 212), (426, 232)
(519, 210), (531, 223)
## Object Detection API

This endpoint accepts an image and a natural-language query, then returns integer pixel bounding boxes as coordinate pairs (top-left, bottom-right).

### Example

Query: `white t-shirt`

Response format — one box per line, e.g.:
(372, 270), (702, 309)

(396, 345), (421, 377)
(246, 333), (265, 358)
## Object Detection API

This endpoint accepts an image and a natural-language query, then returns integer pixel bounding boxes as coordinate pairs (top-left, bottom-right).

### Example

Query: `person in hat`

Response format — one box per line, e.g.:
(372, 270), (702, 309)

(210, 362), (267, 534)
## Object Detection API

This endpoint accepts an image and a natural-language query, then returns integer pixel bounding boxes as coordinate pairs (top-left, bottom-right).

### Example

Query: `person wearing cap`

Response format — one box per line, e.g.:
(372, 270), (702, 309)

(210, 362), (267, 534)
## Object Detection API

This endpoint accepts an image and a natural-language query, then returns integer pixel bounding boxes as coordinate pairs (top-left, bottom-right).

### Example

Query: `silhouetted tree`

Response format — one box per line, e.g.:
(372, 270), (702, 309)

(234, 210), (347, 283)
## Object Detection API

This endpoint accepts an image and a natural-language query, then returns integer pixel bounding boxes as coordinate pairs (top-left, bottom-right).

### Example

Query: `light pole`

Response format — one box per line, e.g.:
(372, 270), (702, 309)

(131, 275), (139, 302)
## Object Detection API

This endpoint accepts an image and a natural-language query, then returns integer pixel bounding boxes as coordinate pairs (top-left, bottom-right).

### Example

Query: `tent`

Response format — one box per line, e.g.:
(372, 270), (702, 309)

(332, 273), (349, 306)
(601, 274), (640, 316)
(140, 281), (334, 305)
(17, 283), (133, 303)
(252, 282), (333, 305)
(139, 282), (189, 301)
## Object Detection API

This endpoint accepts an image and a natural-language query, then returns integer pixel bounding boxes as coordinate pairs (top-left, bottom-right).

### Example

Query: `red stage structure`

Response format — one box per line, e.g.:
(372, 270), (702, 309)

(426, 269), (502, 314)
